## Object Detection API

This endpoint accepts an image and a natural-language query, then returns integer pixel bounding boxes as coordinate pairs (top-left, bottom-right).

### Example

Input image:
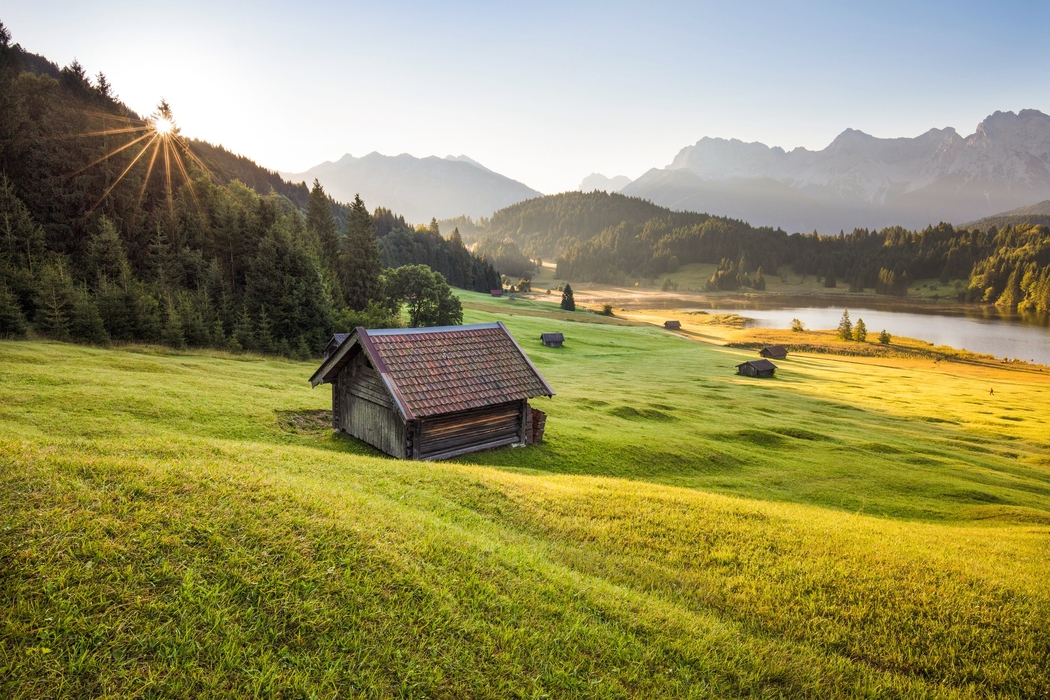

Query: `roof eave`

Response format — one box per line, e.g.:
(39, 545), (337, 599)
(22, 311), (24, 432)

(309, 328), (363, 387)
(498, 321), (555, 397)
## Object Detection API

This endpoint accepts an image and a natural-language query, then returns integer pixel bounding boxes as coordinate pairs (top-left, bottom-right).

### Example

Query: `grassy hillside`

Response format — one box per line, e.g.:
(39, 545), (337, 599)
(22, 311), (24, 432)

(2, 298), (1050, 697)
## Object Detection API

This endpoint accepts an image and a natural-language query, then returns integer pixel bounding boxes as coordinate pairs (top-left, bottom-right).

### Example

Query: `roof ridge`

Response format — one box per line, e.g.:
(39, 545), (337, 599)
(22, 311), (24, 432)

(365, 323), (501, 336)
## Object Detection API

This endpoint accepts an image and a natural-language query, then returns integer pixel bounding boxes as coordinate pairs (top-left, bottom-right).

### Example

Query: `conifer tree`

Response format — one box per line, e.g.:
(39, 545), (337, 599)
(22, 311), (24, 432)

(246, 225), (332, 350)
(34, 260), (74, 340)
(69, 285), (109, 344)
(878, 329), (891, 344)
(853, 318), (867, 342)
(340, 194), (382, 311)
(306, 179), (340, 268)
(837, 309), (852, 340)
(561, 283), (575, 311)
(0, 282), (26, 336)
(86, 215), (129, 284)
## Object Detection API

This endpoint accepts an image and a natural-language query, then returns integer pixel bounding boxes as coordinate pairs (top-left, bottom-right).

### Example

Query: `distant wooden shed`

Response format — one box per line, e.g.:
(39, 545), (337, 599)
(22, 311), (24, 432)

(490, 289), (503, 297)
(322, 333), (350, 360)
(310, 322), (554, 460)
(759, 345), (788, 360)
(664, 320), (682, 330)
(540, 332), (564, 348)
(737, 359), (777, 378)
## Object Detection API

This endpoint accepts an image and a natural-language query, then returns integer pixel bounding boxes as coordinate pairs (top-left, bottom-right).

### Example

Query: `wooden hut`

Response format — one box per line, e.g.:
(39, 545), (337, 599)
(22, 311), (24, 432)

(759, 344), (788, 360)
(664, 320), (682, 330)
(737, 359), (777, 378)
(309, 322), (554, 460)
(490, 289), (503, 297)
(540, 332), (564, 348)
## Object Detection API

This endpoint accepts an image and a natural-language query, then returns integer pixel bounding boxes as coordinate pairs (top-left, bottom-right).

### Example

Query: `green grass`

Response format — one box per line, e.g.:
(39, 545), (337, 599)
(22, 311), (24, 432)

(2, 301), (1050, 697)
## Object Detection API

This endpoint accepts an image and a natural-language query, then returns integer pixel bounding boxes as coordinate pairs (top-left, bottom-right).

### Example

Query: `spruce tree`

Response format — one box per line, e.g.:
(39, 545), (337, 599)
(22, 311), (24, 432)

(306, 179), (340, 269)
(34, 260), (74, 340)
(853, 318), (867, 342)
(86, 215), (129, 284)
(837, 309), (852, 340)
(340, 194), (382, 311)
(0, 282), (27, 336)
(561, 283), (575, 311)
(246, 225), (333, 350)
(69, 285), (109, 344)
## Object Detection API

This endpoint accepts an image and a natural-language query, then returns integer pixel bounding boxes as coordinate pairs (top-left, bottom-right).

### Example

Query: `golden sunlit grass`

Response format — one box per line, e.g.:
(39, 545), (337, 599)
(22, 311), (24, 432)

(2, 297), (1050, 696)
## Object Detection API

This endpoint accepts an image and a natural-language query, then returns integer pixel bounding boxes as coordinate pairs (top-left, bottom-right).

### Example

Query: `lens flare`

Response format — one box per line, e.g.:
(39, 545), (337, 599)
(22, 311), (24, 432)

(154, 117), (174, 136)
(66, 101), (217, 217)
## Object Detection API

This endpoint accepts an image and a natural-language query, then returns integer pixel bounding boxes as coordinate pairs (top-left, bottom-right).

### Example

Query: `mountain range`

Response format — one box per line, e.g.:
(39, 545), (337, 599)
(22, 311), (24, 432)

(617, 109), (1050, 233)
(282, 153), (541, 223)
(579, 173), (632, 192)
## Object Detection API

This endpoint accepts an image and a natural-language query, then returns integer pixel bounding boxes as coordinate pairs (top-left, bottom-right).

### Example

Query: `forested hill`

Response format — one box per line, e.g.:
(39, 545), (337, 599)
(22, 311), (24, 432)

(965, 200), (1050, 233)
(474, 192), (1050, 315)
(190, 140), (311, 211)
(0, 24), (499, 356)
(480, 191), (711, 254)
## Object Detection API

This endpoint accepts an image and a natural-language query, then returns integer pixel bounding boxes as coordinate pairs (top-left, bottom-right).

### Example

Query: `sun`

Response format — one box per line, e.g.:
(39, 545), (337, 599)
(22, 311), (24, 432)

(153, 117), (174, 136)
(67, 100), (216, 217)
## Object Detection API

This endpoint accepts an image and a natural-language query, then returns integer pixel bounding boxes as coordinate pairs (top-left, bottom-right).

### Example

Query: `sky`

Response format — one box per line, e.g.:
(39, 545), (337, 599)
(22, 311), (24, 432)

(5, 1), (1049, 194)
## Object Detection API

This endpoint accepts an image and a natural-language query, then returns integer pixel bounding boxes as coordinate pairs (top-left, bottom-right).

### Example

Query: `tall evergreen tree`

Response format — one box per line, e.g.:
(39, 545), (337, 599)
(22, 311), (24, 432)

(0, 282), (27, 336)
(86, 215), (129, 285)
(306, 179), (340, 266)
(246, 225), (333, 350)
(561, 283), (576, 311)
(837, 309), (853, 340)
(853, 318), (867, 342)
(340, 194), (381, 311)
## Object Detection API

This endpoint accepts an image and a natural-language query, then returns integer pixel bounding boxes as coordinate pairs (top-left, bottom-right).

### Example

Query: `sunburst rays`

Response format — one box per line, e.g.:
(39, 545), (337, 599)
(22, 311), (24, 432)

(68, 102), (215, 219)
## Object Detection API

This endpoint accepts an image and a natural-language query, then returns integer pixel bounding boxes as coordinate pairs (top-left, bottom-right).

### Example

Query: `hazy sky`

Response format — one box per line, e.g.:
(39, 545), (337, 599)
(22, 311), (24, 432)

(5, 1), (1048, 194)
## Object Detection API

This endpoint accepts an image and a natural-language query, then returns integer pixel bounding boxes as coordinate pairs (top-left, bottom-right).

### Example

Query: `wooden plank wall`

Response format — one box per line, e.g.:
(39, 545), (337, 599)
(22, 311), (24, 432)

(416, 401), (523, 461)
(337, 354), (407, 458)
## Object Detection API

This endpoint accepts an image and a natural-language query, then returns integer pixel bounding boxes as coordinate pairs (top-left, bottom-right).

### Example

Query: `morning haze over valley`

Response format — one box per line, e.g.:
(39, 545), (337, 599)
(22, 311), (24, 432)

(2, 2), (1050, 698)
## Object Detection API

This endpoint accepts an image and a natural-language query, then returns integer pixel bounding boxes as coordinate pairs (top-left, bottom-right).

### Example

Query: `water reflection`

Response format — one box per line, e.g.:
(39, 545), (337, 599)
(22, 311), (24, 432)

(685, 302), (1050, 365)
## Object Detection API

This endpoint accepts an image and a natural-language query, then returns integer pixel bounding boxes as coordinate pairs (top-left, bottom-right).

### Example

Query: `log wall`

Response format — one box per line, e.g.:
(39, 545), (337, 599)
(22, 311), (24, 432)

(415, 400), (524, 461)
(336, 353), (407, 459)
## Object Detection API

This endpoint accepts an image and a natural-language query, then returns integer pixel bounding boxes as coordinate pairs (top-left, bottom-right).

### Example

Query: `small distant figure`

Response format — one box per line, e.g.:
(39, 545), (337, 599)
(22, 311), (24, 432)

(989, 388), (994, 396)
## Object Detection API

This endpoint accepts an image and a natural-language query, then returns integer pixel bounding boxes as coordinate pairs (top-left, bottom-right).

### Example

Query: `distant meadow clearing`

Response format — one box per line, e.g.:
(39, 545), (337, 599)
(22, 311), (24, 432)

(2, 295), (1049, 697)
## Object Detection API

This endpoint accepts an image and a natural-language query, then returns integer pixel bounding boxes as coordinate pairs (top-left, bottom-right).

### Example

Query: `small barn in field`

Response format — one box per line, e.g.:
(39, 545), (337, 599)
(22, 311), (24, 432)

(310, 322), (554, 461)
(737, 359), (777, 378)
(664, 320), (681, 330)
(759, 345), (788, 360)
(490, 289), (503, 297)
(541, 333), (564, 348)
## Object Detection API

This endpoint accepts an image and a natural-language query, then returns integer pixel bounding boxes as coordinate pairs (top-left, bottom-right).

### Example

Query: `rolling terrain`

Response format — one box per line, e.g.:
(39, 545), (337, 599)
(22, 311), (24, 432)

(3, 294), (1049, 697)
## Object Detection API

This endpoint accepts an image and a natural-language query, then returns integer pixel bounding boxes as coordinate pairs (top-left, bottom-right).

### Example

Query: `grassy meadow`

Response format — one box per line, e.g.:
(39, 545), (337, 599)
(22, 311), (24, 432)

(2, 292), (1050, 697)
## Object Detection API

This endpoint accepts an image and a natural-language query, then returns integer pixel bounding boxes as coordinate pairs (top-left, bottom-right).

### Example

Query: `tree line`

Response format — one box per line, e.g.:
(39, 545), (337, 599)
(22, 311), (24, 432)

(0, 24), (506, 354)
(472, 191), (1050, 314)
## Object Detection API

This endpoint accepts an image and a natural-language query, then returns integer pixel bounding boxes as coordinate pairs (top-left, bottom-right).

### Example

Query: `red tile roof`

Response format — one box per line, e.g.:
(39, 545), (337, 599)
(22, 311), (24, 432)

(310, 322), (554, 419)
